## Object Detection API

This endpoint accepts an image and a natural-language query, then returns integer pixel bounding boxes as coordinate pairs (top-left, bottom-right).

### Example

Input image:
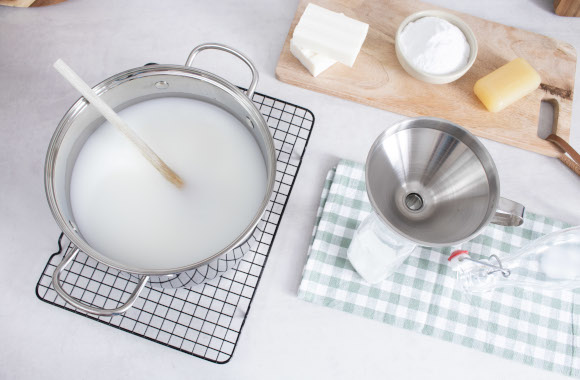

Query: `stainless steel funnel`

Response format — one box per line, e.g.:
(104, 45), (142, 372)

(366, 117), (524, 247)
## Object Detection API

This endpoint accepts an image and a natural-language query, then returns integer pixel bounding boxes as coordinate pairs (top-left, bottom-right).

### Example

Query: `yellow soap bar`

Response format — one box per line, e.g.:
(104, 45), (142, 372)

(473, 58), (541, 112)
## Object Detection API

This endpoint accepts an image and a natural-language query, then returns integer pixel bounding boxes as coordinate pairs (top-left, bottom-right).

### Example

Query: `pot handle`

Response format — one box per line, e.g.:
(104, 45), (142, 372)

(52, 247), (149, 316)
(185, 43), (259, 99)
(490, 197), (525, 226)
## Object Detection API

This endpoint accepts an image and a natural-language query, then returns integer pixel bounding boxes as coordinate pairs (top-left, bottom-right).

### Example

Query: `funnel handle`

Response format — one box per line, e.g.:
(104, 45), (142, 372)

(491, 197), (525, 226)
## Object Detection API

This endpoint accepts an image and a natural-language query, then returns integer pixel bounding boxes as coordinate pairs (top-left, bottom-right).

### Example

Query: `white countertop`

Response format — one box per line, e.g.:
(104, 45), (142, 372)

(1, 0), (579, 379)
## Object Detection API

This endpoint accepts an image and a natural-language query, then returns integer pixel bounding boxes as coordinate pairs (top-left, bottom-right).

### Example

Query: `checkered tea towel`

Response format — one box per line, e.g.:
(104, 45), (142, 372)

(298, 159), (580, 378)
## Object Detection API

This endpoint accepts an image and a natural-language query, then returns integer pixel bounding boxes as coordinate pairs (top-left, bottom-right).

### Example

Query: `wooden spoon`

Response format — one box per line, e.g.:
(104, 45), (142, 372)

(54, 59), (184, 188)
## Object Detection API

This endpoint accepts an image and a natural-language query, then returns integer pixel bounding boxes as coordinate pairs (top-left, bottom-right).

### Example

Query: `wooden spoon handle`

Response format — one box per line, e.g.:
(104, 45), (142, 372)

(54, 59), (184, 188)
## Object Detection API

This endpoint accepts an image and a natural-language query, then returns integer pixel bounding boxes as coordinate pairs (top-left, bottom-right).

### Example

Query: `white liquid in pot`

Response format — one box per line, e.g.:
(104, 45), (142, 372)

(70, 97), (268, 271)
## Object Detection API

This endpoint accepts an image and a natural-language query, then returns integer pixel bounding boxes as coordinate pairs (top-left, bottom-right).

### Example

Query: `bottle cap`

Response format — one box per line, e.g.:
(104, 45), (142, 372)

(448, 250), (470, 271)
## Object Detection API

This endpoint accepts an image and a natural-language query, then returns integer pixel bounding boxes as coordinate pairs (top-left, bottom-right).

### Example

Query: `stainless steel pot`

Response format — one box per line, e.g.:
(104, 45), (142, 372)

(45, 43), (276, 316)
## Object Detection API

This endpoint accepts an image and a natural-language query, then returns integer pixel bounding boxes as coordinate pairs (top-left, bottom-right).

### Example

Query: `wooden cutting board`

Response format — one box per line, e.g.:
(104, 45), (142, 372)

(275, 0), (577, 157)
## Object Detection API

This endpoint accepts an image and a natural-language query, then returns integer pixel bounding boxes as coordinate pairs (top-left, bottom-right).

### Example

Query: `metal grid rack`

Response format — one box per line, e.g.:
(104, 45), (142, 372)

(35, 91), (314, 364)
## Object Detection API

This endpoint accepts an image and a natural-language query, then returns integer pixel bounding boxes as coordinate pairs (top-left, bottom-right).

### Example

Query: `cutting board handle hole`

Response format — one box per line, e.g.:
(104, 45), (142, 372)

(537, 99), (558, 139)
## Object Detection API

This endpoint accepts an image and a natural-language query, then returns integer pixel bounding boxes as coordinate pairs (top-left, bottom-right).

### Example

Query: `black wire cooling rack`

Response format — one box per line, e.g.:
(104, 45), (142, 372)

(35, 91), (314, 364)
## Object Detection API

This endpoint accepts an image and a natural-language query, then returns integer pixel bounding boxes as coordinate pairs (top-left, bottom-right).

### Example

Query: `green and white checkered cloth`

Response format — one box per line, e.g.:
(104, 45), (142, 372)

(299, 159), (580, 378)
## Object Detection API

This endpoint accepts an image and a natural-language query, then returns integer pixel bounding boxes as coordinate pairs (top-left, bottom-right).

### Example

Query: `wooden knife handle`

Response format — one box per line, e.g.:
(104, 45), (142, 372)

(547, 134), (580, 177)
(559, 155), (580, 176)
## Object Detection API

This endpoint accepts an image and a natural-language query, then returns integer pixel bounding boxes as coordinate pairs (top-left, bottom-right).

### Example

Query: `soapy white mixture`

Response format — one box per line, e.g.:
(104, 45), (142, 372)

(399, 16), (470, 75)
(70, 97), (267, 271)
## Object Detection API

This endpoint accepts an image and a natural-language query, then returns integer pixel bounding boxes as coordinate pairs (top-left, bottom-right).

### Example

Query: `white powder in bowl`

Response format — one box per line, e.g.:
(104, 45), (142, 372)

(399, 16), (470, 75)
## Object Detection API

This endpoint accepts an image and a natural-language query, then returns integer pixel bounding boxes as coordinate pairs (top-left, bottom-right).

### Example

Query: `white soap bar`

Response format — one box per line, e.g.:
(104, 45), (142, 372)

(293, 3), (369, 67)
(290, 39), (336, 77)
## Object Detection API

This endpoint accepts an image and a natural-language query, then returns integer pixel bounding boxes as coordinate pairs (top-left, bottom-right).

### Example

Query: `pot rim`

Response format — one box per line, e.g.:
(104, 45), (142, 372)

(45, 63), (277, 276)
